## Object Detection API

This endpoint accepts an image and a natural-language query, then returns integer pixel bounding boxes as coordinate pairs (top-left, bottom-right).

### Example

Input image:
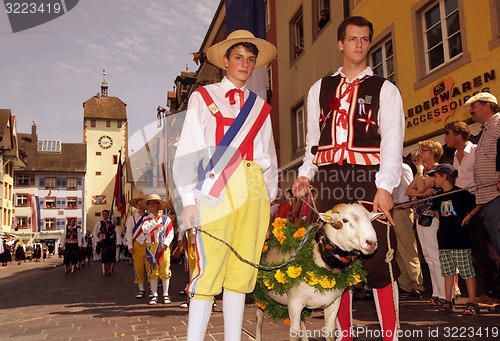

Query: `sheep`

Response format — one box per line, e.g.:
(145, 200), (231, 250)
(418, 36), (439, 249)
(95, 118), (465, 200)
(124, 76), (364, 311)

(255, 203), (379, 341)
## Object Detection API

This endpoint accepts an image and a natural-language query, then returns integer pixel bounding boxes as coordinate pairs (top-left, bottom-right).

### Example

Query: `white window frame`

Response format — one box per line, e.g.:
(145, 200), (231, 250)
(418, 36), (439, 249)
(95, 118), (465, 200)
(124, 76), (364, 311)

(67, 197), (77, 209)
(370, 36), (396, 85)
(45, 196), (56, 209)
(290, 7), (304, 61)
(422, 0), (462, 73)
(17, 174), (29, 186)
(313, 0), (331, 37)
(16, 194), (29, 206)
(292, 104), (306, 155)
(17, 217), (28, 228)
(67, 178), (78, 189)
(264, 0), (271, 30)
(44, 218), (56, 230)
(45, 177), (56, 188)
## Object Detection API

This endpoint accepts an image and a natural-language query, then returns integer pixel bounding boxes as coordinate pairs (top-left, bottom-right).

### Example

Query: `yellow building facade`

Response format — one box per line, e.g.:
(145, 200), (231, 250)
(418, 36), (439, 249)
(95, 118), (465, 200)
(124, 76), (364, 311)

(275, 0), (499, 189)
(83, 77), (128, 230)
(352, 0), (500, 145)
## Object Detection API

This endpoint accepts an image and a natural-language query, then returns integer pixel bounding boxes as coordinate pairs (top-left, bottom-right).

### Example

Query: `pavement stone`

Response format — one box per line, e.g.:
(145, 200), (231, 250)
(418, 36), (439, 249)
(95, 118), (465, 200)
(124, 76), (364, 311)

(0, 256), (499, 340)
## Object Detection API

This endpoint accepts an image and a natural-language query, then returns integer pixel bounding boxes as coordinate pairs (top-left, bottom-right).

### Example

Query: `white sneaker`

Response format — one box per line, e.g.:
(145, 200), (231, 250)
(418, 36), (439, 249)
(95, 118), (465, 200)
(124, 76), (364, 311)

(149, 295), (158, 305)
(163, 296), (171, 304)
(180, 302), (188, 308)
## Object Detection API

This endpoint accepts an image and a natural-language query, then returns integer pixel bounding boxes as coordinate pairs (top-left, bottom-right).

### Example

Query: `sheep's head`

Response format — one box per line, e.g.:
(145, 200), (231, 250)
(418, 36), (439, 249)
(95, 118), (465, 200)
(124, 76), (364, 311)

(318, 203), (378, 254)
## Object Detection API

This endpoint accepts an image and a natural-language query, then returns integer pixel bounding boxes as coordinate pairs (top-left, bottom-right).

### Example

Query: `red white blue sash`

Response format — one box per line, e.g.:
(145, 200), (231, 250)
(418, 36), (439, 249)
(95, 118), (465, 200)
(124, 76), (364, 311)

(194, 87), (271, 206)
(146, 215), (173, 265)
(132, 213), (147, 243)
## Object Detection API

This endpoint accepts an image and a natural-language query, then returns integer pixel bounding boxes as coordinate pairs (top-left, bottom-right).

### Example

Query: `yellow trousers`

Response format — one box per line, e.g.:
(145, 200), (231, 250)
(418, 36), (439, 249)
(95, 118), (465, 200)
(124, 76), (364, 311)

(187, 161), (270, 300)
(132, 241), (147, 284)
(147, 243), (171, 281)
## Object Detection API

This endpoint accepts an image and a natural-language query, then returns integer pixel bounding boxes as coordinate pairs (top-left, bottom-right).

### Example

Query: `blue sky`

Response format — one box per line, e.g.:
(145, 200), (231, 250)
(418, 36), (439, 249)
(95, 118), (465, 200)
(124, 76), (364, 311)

(0, 0), (218, 142)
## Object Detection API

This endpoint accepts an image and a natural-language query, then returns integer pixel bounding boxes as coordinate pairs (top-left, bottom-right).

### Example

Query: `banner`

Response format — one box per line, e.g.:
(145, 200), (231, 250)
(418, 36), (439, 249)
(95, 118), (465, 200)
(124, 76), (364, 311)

(225, 0), (267, 99)
(28, 194), (39, 232)
(113, 152), (126, 216)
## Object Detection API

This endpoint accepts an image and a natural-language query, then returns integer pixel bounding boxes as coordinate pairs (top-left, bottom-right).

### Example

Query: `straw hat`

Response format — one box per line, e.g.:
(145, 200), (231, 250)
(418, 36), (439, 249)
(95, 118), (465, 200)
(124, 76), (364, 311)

(206, 30), (277, 70)
(138, 194), (168, 210)
(128, 197), (145, 209)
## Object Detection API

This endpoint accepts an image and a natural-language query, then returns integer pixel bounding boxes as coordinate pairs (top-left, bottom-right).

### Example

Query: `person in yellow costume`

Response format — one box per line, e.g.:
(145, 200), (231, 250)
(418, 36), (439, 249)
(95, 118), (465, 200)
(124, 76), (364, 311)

(173, 30), (278, 341)
(125, 197), (149, 299)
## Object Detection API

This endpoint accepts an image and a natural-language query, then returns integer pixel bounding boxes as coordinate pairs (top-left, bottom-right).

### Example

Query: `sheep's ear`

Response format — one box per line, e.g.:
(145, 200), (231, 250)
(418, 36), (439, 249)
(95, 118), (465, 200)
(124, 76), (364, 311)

(369, 212), (383, 221)
(319, 212), (337, 223)
(319, 212), (343, 229)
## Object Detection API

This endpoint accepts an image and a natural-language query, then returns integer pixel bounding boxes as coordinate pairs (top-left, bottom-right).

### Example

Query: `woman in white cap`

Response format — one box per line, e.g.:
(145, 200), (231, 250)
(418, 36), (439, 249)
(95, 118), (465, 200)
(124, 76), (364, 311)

(173, 30), (278, 341)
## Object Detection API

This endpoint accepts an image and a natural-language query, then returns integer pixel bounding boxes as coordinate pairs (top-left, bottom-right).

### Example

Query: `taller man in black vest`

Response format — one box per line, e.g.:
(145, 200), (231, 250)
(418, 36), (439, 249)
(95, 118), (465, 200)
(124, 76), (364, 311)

(293, 16), (404, 340)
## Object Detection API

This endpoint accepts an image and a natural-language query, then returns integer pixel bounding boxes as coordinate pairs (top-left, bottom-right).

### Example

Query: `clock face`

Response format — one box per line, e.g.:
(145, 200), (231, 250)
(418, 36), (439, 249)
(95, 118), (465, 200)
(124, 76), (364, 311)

(98, 135), (113, 149)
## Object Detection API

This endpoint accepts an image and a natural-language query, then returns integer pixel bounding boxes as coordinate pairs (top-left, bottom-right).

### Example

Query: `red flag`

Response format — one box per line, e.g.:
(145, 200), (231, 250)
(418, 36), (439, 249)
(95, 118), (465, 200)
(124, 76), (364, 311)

(28, 194), (39, 232)
(113, 153), (126, 216)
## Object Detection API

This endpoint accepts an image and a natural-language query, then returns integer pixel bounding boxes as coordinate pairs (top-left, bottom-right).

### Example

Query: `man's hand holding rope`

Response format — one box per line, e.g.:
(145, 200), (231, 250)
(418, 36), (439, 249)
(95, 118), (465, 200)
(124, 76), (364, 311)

(373, 188), (395, 225)
(181, 205), (198, 232)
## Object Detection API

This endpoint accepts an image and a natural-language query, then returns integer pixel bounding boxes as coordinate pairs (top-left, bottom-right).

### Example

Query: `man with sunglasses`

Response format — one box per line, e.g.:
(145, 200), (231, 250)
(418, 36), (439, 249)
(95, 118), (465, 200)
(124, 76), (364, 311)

(466, 93), (500, 257)
(465, 93), (500, 302)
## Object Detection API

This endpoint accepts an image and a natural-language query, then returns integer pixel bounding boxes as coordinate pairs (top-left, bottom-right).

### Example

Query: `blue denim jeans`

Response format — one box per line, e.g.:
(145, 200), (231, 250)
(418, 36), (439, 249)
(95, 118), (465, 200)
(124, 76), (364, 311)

(481, 195), (500, 256)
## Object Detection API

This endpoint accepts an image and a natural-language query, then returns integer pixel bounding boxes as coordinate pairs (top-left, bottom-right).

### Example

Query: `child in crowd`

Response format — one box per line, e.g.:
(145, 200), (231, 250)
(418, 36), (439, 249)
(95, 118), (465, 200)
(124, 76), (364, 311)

(429, 164), (482, 315)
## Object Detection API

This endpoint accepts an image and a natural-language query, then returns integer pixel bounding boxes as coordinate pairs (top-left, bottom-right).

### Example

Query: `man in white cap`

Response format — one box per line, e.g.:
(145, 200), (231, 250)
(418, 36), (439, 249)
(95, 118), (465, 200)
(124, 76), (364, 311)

(125, 196), (149, 299)
(173, 30), (278, 340)
(139, 194), (174, 305)
(466, 92), (500, 256)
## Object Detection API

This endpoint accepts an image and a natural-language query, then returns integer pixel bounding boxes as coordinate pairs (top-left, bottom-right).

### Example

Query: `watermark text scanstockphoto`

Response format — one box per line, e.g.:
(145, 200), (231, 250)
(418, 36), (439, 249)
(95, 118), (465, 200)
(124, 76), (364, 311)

(289, 326), (499, 339)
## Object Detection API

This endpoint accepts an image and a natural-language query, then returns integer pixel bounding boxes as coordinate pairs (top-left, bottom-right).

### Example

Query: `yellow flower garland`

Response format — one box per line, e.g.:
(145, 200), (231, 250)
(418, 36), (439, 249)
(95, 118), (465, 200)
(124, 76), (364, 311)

(254, 217), (365, 322)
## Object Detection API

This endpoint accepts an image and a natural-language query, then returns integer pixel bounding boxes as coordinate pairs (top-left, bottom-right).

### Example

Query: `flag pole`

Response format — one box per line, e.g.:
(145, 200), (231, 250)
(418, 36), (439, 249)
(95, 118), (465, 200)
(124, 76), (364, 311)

(110, 149), (122, 222)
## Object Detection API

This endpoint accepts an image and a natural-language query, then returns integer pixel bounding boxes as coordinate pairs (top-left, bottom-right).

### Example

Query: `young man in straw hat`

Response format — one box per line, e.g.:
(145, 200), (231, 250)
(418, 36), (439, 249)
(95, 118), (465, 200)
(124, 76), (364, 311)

(173, 30), (278, 340)
(139, 194), (174, 305)
(125, 196), (150, 299)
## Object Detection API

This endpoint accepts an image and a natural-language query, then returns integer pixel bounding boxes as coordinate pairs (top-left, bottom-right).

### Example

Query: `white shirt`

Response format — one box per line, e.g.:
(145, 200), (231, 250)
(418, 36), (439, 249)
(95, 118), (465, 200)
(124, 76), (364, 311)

(453, 141), (477, 194)
(60, 227), (82, 248)
(115, 226), (123, 245)
(299, 67), (404, 193)
(173, 76), (278, 207)
(141, 214), (174, 247)
(393, 163), (413, 204)
(125, 211), (148, 248)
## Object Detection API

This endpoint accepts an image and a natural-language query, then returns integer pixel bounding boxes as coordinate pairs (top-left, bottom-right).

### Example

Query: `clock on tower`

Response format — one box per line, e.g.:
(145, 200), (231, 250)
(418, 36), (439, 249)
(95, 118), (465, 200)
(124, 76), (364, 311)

(98, 135), (113, 149)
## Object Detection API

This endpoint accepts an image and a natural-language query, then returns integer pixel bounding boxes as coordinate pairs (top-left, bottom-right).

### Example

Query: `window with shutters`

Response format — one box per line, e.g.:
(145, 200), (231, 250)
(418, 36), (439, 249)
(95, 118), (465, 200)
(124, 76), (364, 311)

(45, 197), (56, 209)
(16, 194), (29, 207)
(45, 177), (56, 189)
(16, 174), (30, 186)
(67, 197), (77, 209)
(17, 217), (28, 228)
(67, 178), (78, 189)
(44, 218), (56, 230)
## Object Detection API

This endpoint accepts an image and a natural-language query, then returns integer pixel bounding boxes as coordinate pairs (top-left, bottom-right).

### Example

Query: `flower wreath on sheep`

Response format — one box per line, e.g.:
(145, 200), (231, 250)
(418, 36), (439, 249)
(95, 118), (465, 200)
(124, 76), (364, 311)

(253, 217), (365, 323)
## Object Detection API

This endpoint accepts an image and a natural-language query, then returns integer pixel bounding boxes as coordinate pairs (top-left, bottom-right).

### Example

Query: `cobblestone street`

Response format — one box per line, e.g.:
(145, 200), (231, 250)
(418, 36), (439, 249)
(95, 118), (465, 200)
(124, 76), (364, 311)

(0, 256), (498, 340)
